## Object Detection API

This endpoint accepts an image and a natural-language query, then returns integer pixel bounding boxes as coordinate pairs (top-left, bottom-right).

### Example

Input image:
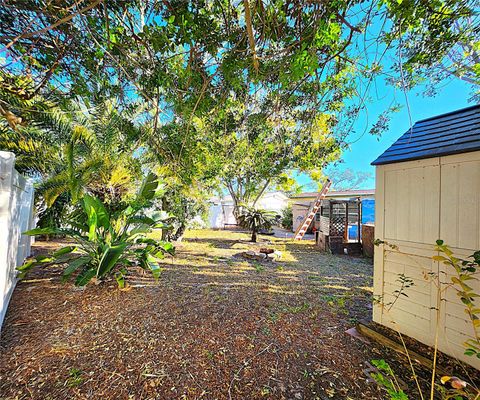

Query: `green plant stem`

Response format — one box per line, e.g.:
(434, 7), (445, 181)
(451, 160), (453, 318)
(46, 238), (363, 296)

(397, 330), (424, 400)
(430, 275), (441, 400)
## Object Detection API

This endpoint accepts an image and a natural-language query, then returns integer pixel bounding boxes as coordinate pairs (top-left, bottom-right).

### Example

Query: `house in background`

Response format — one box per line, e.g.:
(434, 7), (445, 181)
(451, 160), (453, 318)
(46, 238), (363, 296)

(208, 191), (288, 229)
(372, 104), (480, 369)
(290, 189), (375, 233)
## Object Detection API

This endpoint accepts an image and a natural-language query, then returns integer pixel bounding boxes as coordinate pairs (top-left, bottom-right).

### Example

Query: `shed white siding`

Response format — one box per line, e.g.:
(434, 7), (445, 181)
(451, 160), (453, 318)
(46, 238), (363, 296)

(374, 150), (480, 369)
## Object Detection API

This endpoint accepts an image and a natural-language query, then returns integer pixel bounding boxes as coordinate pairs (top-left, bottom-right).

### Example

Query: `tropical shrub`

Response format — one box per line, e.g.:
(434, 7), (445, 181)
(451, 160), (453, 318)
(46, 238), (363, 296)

(18, 173), (174, 288)
(281, 205), (293, 230)
(237, 206), (278, 242)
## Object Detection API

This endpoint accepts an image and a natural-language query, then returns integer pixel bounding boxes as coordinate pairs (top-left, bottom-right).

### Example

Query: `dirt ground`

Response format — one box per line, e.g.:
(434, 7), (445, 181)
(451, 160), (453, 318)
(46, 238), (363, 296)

(0, 230), (477, 399)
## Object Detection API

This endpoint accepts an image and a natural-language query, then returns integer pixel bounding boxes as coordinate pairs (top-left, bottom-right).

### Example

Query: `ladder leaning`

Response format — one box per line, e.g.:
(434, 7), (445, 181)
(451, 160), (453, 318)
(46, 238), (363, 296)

(293, 179), (332, 240)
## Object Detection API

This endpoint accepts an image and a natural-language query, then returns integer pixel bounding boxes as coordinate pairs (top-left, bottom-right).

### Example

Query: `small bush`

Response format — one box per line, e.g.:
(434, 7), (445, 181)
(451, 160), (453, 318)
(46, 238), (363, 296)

(281, 205), (293, 230)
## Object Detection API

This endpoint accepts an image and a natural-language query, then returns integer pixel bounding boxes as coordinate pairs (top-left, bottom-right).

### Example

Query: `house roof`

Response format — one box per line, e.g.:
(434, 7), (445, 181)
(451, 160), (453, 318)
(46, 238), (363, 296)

(292, 201), (311, 208)
(291, 189), (375, 199)
(371, 104), (480, 166)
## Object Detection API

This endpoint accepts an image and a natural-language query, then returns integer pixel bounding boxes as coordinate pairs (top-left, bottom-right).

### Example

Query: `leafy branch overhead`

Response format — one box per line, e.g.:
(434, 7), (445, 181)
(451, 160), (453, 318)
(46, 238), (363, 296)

(3, 1), (479, 135)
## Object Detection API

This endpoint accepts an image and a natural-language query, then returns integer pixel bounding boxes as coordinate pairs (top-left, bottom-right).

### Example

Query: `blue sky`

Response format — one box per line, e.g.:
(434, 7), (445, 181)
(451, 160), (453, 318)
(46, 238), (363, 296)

(297, 78), (475, 190)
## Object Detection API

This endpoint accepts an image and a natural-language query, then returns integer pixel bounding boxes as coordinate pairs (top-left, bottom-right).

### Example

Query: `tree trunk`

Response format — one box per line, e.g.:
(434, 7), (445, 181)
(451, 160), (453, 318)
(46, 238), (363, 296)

(226, 181), (242, 222)
(251, 230), (257, 242)
(252, 179), (270, 207)
(171, 222), (186, 242)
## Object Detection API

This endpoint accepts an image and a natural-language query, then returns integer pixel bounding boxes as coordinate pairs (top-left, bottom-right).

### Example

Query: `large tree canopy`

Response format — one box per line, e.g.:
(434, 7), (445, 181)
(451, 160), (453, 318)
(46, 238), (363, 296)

(3, 1), (479, 136)
(1, 0), (479, 226)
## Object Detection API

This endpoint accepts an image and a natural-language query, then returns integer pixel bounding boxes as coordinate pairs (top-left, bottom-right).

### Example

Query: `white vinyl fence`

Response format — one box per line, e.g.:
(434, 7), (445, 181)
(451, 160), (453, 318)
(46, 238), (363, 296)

(0, 151), (35, 330)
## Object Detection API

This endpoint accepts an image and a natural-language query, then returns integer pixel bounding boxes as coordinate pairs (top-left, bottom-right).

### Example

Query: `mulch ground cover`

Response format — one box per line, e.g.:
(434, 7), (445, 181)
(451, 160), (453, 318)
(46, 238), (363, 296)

(0, 230), (478, 399)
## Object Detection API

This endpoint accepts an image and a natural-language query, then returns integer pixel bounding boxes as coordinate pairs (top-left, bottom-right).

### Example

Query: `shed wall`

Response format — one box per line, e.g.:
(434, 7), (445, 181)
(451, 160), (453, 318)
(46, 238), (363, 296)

(374, 150), (480, 369)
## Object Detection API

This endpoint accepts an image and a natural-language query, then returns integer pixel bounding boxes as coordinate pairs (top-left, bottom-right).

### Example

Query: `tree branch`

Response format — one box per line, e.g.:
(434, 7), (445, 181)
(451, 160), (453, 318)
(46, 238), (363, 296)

(1, 0), (103, 52)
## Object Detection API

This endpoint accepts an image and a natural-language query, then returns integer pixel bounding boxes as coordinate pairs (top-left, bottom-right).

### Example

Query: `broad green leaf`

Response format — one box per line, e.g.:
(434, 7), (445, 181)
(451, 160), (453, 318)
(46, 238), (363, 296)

(128, 215), (155, 226)
(83, 194), (110, 230)
(97, 243), (128, 277)
(153, 222), (172, 229)
(87, 206), (97, 241)
(115, 271), (126, 288)
(17, 259), (37, 272)
(62, 256), (92, 281)
(53, 246), (76, 257)
(16, 256), (51, 278)
(75, 268), (96, 286)
(35, 254), (54, 262)
(23, 227), (64, 236)
(136, 238), (158, 246)
(146, 254), (163, 279)
(129, 223), (151, 236)
(137, 172), (158, 201)
(159, 241), (175, 255)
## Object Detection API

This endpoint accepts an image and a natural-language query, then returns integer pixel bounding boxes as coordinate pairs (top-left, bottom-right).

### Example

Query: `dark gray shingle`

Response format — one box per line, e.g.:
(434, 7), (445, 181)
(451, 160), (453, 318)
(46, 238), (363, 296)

(371, 104), (480, 165)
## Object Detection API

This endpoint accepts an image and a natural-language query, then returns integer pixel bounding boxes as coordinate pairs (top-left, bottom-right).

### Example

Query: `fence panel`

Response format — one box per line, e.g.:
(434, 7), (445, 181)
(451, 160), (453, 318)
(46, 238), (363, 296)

(0, 151), (34, 330)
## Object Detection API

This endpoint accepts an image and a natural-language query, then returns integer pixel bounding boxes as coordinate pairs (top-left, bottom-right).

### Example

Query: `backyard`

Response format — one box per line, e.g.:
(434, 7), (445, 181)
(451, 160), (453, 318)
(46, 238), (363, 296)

(3, 229), (479, 399)
(1, 229), (381, 399)
(2, 2), (480, 399)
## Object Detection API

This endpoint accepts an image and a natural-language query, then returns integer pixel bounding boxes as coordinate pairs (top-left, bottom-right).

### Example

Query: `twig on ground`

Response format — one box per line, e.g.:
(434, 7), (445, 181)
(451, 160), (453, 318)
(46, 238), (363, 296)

(228, 343), (274, 400)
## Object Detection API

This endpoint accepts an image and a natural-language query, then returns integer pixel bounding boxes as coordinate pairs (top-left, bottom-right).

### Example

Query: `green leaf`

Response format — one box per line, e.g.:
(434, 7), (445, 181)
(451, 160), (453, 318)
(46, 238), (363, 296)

(16, 256), (52, 278)
(75, 268), (96, 286)
(128, 223), (152, 236)
(115, 269), (127, 289)
(83, 194), (110, 230)
(89, 209), (98, 241)
(159, 241), (175, 255)
(53, 246), (76, 257)
(137, 172), (158, 201)
(23, 227), (64, 236)
(35, 254), (54, 262)
(145, 254), (163, 279)
(128, 215), (155, 226)
(97, 243), (128, 277)
(62, 256), (92, 281)
(136, 238), (158, 246)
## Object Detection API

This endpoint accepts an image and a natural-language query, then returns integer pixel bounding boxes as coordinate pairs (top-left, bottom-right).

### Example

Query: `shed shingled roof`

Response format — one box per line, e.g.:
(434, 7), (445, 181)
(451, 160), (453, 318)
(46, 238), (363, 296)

(371, 104), (480, 165)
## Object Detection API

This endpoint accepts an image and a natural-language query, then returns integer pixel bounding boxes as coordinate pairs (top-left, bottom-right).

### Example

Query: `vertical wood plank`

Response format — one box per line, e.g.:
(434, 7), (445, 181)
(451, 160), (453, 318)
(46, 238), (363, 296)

(373, 166), (385, 324)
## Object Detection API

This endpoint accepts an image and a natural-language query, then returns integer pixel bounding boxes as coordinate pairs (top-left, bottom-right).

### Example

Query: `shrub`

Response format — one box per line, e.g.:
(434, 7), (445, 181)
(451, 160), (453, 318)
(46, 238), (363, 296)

(18, 173), (174, 287)
(281, 205), (293, 230)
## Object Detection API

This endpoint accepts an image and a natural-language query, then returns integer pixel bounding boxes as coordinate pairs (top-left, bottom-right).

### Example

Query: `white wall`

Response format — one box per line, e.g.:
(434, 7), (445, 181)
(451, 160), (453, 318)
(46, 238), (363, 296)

(374, 151), (480, 369)
(0, 152), (35, 330)
(256, 192), (288, 213)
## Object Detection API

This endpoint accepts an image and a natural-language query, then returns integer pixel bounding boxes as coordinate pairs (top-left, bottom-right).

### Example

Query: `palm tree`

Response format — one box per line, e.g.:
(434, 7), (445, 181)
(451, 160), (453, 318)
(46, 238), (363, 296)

(237, 205), (278, 242)
(0, 72), (63, 175)
(35, 97), (144, 208)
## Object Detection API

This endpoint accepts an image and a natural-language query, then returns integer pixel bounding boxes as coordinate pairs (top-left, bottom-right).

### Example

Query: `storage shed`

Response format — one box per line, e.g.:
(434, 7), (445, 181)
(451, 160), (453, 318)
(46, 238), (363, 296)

(372, 104), (480, 369)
